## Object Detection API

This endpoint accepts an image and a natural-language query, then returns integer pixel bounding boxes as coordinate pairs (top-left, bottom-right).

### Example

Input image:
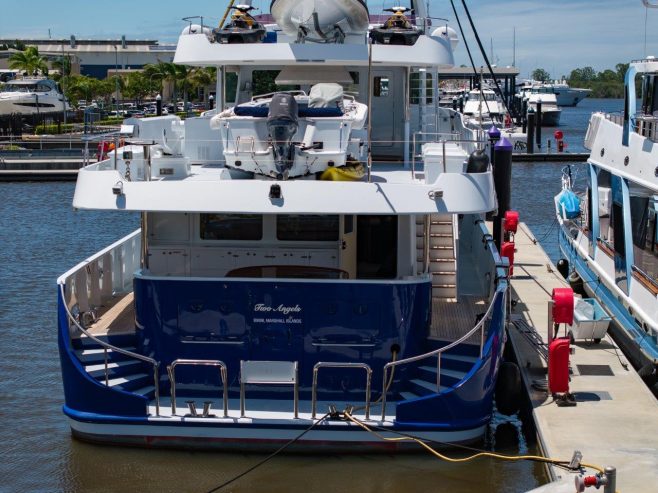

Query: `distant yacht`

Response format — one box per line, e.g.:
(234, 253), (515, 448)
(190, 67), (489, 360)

(517, 83), (562, 126)
(551, 80), (591, 107)
(518, 79), (590, 107)
(0, 78), (70, 117)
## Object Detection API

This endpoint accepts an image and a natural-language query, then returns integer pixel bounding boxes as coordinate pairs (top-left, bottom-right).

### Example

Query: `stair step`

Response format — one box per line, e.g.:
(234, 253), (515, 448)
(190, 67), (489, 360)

(432, 286), (457, 298)
(107, 373), (151, 391)
(85, 360), (142, 377)
(410, 378), (449, 395)
(132, 385), (156, 397)
(441, 354), (479, 372)
(399, 391), (421, 401)
(76, 347), (137, 363)
(433, 296), (458, 302)
(418, 366), (467, 380)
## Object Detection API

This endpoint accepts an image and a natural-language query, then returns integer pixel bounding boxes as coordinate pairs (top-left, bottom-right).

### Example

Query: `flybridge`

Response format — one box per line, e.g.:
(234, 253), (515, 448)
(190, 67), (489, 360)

(173, 34), (455, 68)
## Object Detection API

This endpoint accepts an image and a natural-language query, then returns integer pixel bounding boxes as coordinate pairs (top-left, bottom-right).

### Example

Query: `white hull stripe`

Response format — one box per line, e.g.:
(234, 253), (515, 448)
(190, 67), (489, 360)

(69, 418), (485, 445)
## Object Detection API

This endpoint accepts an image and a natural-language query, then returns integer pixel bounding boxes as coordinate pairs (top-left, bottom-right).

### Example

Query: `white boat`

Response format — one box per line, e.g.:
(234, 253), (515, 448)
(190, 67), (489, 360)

(270, 0), (369, 42)
(518, 79), (590, 107)
(556, 56), (658, 386)
(463, 87), (504, 121)
(210, 84), (368, 179)
(0, 78), (70, 116)
(462, 86), (527, 152)
(551, 81), (591, 107)
(517, 84), (561, 126)
(56, 0), (512, 452)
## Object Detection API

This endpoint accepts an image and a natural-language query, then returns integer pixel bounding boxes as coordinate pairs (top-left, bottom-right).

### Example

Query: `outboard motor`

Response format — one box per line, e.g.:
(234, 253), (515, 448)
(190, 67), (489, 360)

(267, 92), (299, 179)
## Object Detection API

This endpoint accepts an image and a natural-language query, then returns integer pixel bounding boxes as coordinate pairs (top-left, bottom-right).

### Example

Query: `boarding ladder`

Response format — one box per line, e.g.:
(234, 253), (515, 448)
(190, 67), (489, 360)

(416, 214), (458, 300)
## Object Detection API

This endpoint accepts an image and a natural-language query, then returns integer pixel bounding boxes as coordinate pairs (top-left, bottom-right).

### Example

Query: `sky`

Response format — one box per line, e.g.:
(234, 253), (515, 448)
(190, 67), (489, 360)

(1, 0), (657, 79)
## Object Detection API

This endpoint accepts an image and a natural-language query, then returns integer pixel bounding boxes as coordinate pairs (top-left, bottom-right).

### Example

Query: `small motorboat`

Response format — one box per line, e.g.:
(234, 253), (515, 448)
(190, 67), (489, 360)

(370, 7), (421, 46)
(213, 5), (266, 44)
(270, 0), (369, 42)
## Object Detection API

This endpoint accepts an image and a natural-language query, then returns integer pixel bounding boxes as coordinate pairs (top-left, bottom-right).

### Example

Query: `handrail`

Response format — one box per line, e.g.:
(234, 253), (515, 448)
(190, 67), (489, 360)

(58, 283), (161, 416)
(311, 362), (372, 420)
(380, 289), (501, 420)
(167, 359), (228, 417)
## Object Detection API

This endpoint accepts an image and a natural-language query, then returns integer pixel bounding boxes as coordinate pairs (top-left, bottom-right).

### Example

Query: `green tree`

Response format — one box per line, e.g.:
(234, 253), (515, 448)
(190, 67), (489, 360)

(569, 66), (596, 82)
(51, 55), (72, 81)
(189, 67), (217, 103)
(531, 68), (550, 82)
(615, 63), (630, 83)
(121, 72), (150, 104)
(8, 46), (48, 75)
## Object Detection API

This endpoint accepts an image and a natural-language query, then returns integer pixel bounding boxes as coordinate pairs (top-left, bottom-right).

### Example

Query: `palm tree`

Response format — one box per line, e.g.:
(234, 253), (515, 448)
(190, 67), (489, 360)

(8, 46), (48, 76)
(189, 67), (217, 104)
(51, 55), (72, 81)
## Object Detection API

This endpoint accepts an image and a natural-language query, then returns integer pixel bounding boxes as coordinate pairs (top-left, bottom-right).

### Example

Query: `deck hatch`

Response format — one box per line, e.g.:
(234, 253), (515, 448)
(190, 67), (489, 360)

(576, 364), (614, 376)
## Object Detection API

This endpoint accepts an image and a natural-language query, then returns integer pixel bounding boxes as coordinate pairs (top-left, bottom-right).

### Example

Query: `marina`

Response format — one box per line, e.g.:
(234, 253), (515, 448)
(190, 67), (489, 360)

(2, 0), (658, 492)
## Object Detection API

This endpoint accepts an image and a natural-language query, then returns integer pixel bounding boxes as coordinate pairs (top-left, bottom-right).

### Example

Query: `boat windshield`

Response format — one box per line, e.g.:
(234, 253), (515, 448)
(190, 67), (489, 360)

(0, 83), (40, 93)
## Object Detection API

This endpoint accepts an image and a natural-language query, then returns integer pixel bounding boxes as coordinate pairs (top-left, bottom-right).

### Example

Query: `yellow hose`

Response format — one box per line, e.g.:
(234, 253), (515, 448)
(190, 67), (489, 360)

(343, 412), (606, 475)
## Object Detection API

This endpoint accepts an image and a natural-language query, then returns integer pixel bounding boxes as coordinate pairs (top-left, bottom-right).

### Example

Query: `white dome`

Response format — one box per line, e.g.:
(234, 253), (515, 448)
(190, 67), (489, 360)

(431, 26), (459, 51)
(181, 24), (211, 36)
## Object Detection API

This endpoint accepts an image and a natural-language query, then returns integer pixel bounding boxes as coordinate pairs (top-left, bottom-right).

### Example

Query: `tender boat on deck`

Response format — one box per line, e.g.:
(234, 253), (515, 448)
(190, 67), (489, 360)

(556, 57), (658, 388)
(271, 0), (369, 42)
(57, 0), (510, 451)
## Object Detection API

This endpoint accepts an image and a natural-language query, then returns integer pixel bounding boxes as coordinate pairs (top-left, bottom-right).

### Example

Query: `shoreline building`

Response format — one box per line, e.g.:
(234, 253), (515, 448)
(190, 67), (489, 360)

(0, 37), (175, 79)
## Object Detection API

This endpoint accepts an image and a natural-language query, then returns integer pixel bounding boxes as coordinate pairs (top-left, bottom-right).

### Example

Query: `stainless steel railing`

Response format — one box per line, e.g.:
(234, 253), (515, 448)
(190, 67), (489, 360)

(311, 362), (372, 419)
(58, 283), (161, 416)
(167, 359), (228, 417)
(380, 289), (502, 420)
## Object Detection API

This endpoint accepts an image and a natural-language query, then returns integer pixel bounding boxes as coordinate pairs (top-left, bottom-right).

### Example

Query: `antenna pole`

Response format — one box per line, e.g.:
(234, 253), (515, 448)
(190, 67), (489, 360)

(367, 37), (373, 183)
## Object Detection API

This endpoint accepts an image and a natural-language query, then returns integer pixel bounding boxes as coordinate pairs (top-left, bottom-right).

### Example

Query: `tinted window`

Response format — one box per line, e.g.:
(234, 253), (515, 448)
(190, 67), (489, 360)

(276, 215), (339, 241)
(200, 214), (262, 240)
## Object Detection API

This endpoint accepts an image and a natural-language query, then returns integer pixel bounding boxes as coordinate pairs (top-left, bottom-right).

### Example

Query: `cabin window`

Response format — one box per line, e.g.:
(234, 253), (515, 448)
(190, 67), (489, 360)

(276, 215), (339, 241)
(597, 169), (613, 245)
(630, 188), (658, 282)
(410, 72), (434, 104)
(356, 215), (398, 279)
(200, 214), (262, 240)
(611, 175), (626, 258)
(374, 76), (390, 97)
(225, 71), (238, 105)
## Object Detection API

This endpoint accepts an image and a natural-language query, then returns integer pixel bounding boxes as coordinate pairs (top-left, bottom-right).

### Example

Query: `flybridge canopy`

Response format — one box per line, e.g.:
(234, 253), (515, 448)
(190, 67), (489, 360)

(72, 166), (495, 214)
(173, 34), (454, 68)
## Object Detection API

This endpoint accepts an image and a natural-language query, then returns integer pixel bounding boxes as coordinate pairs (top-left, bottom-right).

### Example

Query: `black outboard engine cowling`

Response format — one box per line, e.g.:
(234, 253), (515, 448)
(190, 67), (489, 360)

(267, 92), (299, 179)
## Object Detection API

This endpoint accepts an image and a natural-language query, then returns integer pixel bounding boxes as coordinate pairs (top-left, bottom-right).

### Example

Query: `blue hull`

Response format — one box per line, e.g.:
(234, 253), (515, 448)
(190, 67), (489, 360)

(58, 274), (508, 450)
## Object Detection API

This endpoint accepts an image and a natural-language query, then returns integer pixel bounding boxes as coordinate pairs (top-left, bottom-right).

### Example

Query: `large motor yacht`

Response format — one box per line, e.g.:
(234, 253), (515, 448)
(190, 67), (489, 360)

(56, 0), (510, 451)
(556, 57), (658, 388)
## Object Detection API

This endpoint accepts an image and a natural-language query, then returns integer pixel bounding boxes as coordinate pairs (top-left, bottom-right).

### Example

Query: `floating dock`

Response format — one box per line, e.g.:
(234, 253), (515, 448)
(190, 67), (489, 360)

(508, 223), (658, 490)
(512, 153), (589, 162)
(0, 158), (82, 181)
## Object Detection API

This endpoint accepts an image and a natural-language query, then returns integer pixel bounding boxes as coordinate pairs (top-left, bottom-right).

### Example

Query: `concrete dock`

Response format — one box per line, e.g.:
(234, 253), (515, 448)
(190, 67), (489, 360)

(508, 223), (658, 491)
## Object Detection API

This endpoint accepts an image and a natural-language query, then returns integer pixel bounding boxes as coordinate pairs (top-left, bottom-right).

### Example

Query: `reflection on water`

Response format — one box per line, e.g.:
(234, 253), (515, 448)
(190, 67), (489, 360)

(1, 100), (623, 491)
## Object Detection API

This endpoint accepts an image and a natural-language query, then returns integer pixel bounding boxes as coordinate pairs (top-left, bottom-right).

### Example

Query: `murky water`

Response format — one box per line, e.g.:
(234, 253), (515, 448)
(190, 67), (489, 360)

(0, 99), (621, 492)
